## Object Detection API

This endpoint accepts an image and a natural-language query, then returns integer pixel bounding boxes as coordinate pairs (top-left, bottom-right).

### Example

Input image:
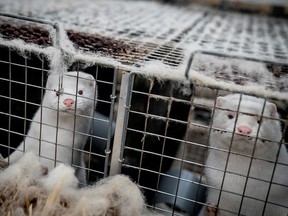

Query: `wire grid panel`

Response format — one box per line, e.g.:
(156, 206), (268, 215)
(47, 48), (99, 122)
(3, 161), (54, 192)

(1, 0), (287, 69)
(0, 0), (206, 67)
(177, 10), (288, 64)
(116, 72), (204, 215)
(0, 45), (117, 183)
(0, 0), (206, 45)
(116, 72), (288, 215)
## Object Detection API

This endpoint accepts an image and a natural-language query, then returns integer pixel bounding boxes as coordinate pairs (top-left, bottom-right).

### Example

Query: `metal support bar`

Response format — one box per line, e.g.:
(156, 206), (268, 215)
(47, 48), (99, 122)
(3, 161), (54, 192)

(109, 71), (134, 175)
(0, 12), (55, 26)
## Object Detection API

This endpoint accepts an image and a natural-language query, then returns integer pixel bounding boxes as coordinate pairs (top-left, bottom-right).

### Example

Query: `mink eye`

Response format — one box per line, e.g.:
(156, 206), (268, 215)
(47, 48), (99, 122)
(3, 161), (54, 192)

(228, 114), (234, 119)
(54, 89), (60, 96)
(78, 90), (83, 95)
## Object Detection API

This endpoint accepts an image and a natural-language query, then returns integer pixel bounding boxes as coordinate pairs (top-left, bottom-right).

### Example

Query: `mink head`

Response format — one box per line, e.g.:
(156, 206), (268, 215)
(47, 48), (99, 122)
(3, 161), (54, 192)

(43, 71), (97, 115)
(211, 94), (282, 151)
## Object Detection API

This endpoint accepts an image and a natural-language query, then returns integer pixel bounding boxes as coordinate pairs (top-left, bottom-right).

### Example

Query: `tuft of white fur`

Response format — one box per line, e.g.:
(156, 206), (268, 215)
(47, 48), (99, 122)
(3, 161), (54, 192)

(79, 175), (146, 216)
(49, 22), (77, 76)
(0, 154), (161, 216)
(0, 152), (45, 185)
(71, 196), (110, 216)
(41, 163), (78, 192)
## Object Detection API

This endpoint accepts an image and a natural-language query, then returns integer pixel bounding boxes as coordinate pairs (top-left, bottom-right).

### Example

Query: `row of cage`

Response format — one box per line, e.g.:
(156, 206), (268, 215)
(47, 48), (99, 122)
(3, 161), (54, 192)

(1, 43), (287, 215)
(0, 3), (288, 215)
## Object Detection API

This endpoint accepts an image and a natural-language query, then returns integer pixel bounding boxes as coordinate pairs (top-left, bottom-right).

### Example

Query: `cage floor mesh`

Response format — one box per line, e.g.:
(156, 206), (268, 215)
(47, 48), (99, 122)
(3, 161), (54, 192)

(1, 0), (287, 64)
(1, 0), (287, 100)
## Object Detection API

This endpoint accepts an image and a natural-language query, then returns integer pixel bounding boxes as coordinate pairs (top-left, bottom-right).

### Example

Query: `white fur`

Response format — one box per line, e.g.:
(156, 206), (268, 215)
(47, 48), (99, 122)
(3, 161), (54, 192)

(79, 175), (146, 216)
(0, 152), (45, 185)
(5, 71), (97, 185)
(201, 94), (288, 216)
(72, 196), (111, 216)
(0, 153), (153, 216)
(41, 163), (79, 192)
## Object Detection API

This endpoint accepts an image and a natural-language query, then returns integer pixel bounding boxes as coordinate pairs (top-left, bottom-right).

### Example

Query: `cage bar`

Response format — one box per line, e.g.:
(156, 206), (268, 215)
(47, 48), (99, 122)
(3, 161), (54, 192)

(0, 1), (287, 215)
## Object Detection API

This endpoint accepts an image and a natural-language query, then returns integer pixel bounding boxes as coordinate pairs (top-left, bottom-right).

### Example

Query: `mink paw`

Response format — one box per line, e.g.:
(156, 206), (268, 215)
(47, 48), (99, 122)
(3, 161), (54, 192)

(206, 203), (217, 216)
(0, 154), (8, 169)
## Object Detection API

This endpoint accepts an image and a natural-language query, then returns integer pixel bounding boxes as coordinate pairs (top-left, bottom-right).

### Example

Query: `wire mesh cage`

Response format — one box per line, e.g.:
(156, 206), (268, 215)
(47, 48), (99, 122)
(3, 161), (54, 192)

(113, 70), (288, 215)
(0, 30), (118, 184)
(0, 0), (288, 216)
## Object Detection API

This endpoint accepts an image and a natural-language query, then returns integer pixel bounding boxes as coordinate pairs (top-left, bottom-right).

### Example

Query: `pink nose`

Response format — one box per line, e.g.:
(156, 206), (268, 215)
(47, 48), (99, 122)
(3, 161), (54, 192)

(237, 125), (252, 135)
(64, 98), (74, 108)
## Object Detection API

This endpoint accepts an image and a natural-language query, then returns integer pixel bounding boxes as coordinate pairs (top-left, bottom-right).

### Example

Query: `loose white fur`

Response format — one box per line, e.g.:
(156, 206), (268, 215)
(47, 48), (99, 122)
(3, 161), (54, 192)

(5, 71), (97, 185)
(41, 169), (147, 216)
(0, 152), (47, 216)
(41, 163), (79, 192)
(0, 152), (152, 216)
(0, 152), (46, 186)
(200, 94), (288, 216)
(71, 175), (146, 216)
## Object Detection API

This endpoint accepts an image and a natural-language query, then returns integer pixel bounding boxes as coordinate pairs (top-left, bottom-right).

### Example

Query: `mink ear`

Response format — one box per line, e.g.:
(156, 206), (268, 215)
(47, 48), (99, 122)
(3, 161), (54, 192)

(216, 97), (225, 108)
(89, 80), (95, 87)
(46, 74), (60, 89)
(45, 76), (54, 89)
(266, 102), (278, 117)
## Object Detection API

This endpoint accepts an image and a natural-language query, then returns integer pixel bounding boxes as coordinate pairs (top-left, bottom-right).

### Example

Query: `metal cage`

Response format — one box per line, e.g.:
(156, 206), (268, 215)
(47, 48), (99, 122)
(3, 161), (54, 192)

(0, 1), (288, 216)
(111, 69), (288, 215)
(0, 46), (118, 184)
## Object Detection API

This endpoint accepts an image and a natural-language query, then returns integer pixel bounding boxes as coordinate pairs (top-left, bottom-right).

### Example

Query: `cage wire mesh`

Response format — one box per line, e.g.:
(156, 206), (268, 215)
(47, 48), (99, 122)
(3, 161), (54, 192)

(0, 0), (288, 216)
(116, 70), (288, 215)
(0, 16), (118, 184)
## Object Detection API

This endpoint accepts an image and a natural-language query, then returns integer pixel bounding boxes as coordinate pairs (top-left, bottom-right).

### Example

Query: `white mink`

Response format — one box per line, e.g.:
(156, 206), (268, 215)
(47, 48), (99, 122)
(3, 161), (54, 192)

(200, 94), (288, 216)
(5, 71), (97, 185)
